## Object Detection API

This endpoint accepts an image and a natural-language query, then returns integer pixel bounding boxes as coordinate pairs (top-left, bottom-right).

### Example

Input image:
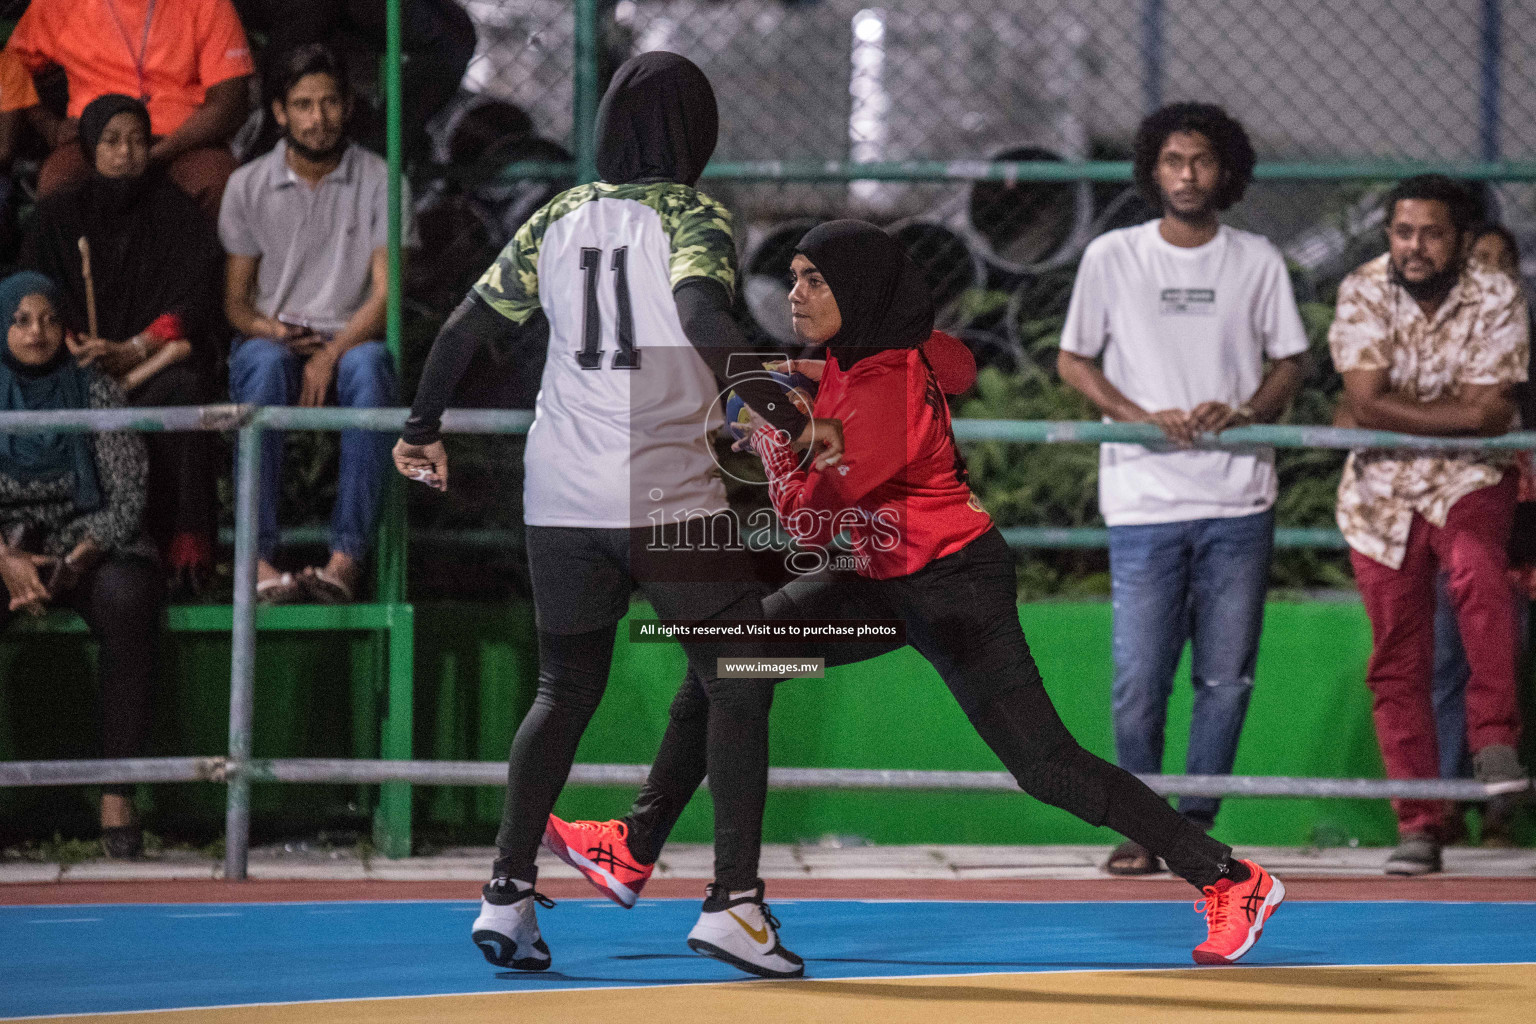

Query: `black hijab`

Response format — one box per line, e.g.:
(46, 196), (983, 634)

(595, 51), (718, 187)
(79, 93), (149, 154)
(76, 94), (156, 221)
(796, 220), (934, 371)
(21, 95), (221, 363)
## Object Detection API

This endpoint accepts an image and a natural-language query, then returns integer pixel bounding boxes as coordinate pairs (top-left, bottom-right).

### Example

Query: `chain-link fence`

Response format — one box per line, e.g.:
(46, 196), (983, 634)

(407, 0), (1536, 595)
(436, 2), (1536, 288)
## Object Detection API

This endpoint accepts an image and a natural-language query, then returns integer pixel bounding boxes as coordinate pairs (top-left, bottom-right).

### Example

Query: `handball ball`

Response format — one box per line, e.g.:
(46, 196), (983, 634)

(726, 370), (818, 440)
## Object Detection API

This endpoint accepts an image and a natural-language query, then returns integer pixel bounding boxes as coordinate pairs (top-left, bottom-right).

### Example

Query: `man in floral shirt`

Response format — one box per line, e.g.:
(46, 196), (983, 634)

(1330, 174), (1529, 876)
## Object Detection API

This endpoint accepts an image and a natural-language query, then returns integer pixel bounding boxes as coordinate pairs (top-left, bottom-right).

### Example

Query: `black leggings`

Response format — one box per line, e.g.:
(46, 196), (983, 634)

(493, 524), (778, 892)
(625, 528), (1237, 890)
(0, 553), (164, 797)
(129, 363), (217, 562)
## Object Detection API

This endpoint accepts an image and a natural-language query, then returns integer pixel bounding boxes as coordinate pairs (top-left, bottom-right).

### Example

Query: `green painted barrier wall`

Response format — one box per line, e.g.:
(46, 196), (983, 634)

(3, 599), (1439, 850)
(543, 600), (1401, 849)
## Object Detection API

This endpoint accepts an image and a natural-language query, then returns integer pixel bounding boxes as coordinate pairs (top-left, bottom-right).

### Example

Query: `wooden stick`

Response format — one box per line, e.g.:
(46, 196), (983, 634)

(77, 237), (98, 339)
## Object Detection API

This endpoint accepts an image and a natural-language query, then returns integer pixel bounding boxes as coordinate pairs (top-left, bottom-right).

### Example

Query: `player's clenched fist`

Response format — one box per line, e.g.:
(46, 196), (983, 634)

(393, 439), (449, 492)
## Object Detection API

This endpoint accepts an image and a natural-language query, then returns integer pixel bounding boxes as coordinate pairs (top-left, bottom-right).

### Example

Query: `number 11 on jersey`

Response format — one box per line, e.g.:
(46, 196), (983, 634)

(577, 246), (640, 370)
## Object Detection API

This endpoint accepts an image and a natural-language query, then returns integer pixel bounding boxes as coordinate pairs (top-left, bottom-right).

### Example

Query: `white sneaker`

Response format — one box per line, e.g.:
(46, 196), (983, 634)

(471, 878), (553, 970)
(686, 882), (804, 978)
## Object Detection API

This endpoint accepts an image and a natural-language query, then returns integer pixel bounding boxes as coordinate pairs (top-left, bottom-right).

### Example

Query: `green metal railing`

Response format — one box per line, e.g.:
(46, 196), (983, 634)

(2, 405), (1535, 877)
(15, 0), (1536, 877)
(488, 159), (1536, 185)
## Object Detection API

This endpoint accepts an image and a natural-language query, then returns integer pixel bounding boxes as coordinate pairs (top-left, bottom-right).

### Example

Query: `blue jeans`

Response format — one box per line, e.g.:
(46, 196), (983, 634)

(228, 336), (397, 562)
(1108, 508), (1274, 825)
(1432, 569), (1530, 780)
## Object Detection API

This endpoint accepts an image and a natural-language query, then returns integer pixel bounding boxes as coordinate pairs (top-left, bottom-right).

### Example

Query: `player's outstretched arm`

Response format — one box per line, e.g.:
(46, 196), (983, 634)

(398, 291), (531, 491)
(674, 278), (811, 439)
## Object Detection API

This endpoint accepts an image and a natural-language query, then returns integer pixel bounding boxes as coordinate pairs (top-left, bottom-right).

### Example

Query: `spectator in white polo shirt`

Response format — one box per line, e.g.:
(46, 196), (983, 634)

(1057, 103), (1309, 874)
(219, 44), (405, 604)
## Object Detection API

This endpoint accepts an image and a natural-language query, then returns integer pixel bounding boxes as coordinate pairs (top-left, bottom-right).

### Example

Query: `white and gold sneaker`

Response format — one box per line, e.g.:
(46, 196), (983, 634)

(471, 878), (553, 971)
(686, 882), (804, 978)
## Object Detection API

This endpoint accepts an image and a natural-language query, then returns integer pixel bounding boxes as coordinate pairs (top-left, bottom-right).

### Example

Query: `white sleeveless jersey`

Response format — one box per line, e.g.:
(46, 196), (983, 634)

(474, 182), (736, 528)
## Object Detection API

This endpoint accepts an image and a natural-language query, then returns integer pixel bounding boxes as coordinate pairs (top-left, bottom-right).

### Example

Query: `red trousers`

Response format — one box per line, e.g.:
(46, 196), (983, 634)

(1350, 472), (1522, 838)
(39, 142), (236, 221)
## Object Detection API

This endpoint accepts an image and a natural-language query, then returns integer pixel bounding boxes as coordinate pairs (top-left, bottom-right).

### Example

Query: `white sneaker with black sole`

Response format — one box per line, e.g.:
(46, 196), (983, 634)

(686, 882), (804, 978)
(471, 878), (553, 970)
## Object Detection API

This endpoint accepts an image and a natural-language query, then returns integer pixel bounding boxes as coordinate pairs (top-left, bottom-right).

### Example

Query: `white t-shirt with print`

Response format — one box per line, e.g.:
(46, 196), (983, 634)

(1060, 220), (1310, 526)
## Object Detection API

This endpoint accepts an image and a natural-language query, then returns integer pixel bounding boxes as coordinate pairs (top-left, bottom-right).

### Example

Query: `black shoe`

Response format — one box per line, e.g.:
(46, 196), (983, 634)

(1474, 744), (1530, 832)
(167, 563), (210, 603)
(101, 825), (143, 860)
(1384, 833), (1441, 876)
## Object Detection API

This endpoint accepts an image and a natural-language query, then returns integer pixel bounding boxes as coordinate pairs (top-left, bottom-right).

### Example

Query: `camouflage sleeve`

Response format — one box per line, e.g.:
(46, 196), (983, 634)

(668, 192), (738, 299)
(473, 205), (546, 326)
(1328, 271), (1391, 373)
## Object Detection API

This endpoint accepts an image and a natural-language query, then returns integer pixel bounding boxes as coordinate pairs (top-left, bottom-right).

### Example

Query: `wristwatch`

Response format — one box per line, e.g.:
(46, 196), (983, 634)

(1234, 404), (1257, 425)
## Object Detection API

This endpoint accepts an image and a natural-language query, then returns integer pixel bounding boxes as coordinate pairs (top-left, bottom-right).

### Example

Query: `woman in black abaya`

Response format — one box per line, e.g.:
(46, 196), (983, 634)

(22, 94), (223, 597)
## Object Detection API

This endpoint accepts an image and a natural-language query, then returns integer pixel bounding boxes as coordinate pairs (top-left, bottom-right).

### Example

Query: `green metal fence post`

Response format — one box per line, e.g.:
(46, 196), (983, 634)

(376, 603), (415, 858)
(375, 0), (412, 857)
(574, 0), (601, 184)
(223, 424), (262, 881)
(381, 0), (407, 608)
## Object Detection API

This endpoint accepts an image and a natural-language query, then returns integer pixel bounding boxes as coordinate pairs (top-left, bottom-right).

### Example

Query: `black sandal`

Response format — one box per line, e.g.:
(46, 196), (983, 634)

(1104, 839), (1164, 876)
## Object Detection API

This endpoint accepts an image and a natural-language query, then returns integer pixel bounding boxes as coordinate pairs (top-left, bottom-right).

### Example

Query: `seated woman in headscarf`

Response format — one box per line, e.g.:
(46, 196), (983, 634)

(0, 271), (165, 858)
(21, 94), (222, 598)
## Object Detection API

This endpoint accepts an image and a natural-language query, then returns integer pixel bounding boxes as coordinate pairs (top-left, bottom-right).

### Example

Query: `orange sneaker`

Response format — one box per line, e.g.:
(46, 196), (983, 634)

(1191, 859), (1285, 965)
(542, 816), (655, 908)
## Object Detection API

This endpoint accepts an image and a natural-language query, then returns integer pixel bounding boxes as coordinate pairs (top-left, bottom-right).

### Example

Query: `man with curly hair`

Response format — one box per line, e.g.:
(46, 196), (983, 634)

(1058, 103), (1309, 875)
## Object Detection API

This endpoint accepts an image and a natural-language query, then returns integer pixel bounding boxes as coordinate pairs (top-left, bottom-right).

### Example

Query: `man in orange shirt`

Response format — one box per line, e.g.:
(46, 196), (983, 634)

(0, 49), (41, 166)
(5, 0), (254, 217)
(0, 49), (40, 254)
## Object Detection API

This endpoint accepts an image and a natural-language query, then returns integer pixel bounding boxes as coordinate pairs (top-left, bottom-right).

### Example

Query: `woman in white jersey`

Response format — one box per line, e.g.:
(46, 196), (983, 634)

(396, 52), (840, 979)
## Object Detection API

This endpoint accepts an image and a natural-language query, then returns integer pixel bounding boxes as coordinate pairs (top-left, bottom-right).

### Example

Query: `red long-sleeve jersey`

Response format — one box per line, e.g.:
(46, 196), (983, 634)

(751, 332), (992, 580)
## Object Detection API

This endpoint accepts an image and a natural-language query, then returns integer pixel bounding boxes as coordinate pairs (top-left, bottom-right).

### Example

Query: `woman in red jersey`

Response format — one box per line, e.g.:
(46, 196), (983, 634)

(548, 221), (1283, 968)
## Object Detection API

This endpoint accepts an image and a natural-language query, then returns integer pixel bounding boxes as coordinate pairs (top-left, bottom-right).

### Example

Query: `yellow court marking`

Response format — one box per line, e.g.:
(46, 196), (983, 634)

(12, 963), (1536, 1024)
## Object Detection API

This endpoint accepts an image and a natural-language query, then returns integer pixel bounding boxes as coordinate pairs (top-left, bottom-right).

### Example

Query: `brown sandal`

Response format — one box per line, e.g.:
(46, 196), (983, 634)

(303, 566), (357, 605)
(1104, 839), (1164, 876)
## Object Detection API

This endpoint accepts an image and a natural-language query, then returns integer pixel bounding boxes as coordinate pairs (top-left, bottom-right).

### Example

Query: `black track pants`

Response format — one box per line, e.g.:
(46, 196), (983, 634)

(493, 523), (777, 891)
(627, 528), (1236, 889)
